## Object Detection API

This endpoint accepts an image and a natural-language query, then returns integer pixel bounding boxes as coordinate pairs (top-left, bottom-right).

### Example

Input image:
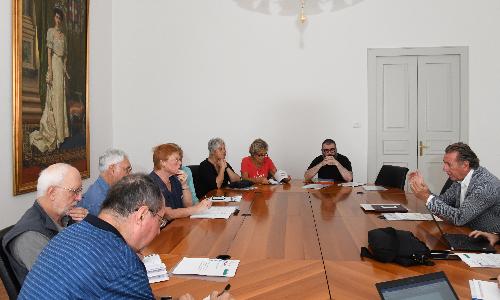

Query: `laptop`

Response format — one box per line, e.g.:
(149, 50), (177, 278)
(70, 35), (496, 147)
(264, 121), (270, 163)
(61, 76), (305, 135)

(429, 212), (496, 253)
(376, 271), (458, 300)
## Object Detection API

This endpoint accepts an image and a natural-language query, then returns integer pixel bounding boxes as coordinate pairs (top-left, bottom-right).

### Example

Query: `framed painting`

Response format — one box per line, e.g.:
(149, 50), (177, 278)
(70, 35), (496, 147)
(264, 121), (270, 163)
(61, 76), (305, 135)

(13, 0), (89, 195)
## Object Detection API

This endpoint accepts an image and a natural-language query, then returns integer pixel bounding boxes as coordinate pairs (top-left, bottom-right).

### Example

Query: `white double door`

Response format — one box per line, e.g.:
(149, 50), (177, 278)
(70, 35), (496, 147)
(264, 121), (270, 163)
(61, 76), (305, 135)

(368, 49), (467, 193)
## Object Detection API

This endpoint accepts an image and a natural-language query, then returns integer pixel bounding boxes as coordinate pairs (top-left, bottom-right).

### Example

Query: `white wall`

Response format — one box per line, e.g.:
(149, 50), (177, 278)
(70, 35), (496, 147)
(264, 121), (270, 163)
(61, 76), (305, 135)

(0, 0), (113, 229)
(112, 0), (500, 181)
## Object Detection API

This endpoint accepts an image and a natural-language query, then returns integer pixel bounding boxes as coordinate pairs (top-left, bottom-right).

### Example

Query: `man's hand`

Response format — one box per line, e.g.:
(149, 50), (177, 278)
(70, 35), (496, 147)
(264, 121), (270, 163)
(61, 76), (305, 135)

(67, 207), (88, 222)
(209, 290), (234, 300)
(322, 156), (336, 166)
(408, 170), (431, 200)
(469, 230), (499, 246)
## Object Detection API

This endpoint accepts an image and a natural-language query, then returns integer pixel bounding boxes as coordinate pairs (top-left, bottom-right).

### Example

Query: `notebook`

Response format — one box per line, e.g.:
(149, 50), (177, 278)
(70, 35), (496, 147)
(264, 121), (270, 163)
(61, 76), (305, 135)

(376, 271), (458, 300)
(429, 212), (495, 253)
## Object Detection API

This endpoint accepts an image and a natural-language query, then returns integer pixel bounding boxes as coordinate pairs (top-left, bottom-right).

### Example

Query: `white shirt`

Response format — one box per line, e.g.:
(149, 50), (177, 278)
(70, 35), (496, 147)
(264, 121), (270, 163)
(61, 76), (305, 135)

(426, 169), (474, 207)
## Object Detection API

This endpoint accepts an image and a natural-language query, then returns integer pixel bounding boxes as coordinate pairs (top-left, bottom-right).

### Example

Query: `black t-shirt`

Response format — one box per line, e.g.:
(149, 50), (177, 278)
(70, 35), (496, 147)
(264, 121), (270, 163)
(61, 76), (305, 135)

(196, 159), (235, 198)
(307, 154), (352, 182)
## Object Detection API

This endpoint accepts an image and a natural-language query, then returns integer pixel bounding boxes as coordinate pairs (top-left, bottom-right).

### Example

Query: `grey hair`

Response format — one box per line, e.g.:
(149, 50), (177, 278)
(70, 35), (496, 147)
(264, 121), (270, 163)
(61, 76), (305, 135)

(36, 163), (73, 198)
(208, 138), (225, 154)
(101, 173), (164, 216)
(99, 149), (127, 173)
(249, 138), (268, 156)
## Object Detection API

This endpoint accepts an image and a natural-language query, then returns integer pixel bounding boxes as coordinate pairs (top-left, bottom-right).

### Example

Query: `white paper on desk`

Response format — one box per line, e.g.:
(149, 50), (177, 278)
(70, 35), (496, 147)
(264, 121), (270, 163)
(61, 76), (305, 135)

(142, 254), (169, 283)
(363, 185), (387, 191)
(458, 253), (500, 268)
(268, 178), (281, 185)
(210, 196), (242, 203)
(338, 182), (364, 187)
(172, 257), (240, 277)
(302, 183), (328, 190)
(190, 206), (237, 219)
(382, 213), (441, 221)
(469, 279), (500, 300)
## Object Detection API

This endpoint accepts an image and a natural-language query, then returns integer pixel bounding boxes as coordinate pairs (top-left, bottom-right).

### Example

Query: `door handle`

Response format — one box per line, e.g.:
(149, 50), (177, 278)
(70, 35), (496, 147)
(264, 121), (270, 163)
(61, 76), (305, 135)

(419, 141), (429, 156)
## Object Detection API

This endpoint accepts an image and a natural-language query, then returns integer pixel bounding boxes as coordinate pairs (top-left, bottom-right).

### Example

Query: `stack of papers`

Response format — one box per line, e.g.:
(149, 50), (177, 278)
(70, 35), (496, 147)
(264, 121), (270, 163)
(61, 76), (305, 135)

(190, 206), (238, 219)
(210, 196), (242, 202)
(338, 182), (364, 187)
(172, 257), (240, 277)
(469, 279), (500, 300)
(457, 253), (500, 268)
(363, 186), (387, 191)
(302, 183), (328, 190)
(382, 213), (441, 221)
(143, 254), (169, 283)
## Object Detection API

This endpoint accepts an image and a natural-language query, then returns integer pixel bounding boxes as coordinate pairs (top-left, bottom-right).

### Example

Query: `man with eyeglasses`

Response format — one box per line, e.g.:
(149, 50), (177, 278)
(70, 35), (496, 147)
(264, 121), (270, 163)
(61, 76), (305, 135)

(80, 148), (132, 216)
(3, 163), (87, 285)
(19, 174), (232, 300)
(304, 139), (353, 182)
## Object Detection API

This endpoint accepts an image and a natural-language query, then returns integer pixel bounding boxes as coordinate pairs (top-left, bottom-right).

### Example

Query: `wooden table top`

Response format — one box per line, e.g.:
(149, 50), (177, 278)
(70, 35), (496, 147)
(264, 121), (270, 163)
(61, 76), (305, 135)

(145, 180), (499, 299)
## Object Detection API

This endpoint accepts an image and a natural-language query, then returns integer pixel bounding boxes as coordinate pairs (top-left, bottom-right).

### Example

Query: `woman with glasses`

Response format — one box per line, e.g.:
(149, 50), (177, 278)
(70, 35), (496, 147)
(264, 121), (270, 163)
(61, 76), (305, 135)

(241, 138), (291, 184)
(149, 143), (211, 219)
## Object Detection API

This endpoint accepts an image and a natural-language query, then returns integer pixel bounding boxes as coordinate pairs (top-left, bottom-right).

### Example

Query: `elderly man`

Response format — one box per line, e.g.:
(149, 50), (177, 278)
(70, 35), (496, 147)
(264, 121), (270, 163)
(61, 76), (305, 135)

(80, 148), (131, 216)
(304, 139), (353, 182)
(409, 142), (500, 232)
(2, 163), (87, 285)
(19, 174), (232, 300)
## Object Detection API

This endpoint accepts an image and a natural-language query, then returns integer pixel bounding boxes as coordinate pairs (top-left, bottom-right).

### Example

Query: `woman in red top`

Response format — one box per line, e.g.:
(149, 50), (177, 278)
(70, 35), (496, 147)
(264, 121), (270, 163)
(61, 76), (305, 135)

(241, 138), (291, 184)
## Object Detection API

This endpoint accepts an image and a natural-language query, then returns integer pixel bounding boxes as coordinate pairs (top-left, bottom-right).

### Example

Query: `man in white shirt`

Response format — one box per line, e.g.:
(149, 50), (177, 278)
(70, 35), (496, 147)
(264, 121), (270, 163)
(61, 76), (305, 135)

(409, 142), (500, 232)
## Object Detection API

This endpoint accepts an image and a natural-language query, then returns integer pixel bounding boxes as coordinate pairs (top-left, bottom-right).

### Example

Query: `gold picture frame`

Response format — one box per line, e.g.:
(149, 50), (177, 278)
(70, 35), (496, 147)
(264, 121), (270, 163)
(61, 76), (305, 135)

(13, 0), (90, 195)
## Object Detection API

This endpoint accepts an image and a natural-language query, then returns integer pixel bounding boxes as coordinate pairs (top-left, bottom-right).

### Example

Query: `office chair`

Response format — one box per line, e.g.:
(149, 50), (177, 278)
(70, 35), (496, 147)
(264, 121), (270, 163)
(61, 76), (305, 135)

(0, 225), (20, 299)
(440, 178), (453, 195)
(374, 165), (409, 190)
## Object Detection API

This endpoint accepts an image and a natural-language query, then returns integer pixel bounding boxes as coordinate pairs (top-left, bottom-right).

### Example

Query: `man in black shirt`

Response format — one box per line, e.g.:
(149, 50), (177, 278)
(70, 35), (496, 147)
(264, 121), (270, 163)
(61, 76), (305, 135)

(304, 139), (353, 182)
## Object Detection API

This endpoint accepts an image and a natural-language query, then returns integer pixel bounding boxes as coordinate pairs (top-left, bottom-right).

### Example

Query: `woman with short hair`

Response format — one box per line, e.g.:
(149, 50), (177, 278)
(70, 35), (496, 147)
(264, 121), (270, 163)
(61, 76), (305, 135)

(241, 138), (290, 184)
(197, 138), (241, 198)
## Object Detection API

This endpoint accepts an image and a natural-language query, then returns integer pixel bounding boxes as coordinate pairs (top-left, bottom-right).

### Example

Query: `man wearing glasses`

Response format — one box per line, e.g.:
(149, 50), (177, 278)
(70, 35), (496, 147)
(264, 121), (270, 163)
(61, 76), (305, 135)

(2, 163), (87, 285)
(304, 139), (353, 182)
(19, 174), (233, 300)
(80, 148), (132, 216)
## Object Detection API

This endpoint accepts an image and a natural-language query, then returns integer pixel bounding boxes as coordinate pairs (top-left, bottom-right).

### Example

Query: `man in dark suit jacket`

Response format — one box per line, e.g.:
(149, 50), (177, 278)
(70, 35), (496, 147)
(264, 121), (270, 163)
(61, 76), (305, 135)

(409, 142), (500, 232)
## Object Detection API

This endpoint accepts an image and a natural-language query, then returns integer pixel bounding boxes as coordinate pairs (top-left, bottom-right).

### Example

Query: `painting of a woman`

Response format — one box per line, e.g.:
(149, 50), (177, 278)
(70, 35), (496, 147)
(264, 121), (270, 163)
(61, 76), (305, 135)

(29, 5), (70, 153)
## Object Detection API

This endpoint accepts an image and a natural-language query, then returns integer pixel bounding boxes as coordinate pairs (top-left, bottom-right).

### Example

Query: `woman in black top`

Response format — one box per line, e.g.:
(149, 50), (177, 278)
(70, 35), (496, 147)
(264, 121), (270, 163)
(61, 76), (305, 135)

(197, 138), (241, 198)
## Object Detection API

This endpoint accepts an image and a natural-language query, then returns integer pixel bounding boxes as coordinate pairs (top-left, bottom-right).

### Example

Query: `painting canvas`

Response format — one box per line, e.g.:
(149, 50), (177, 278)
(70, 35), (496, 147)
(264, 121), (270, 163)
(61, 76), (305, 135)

(13, 0), (89, 195)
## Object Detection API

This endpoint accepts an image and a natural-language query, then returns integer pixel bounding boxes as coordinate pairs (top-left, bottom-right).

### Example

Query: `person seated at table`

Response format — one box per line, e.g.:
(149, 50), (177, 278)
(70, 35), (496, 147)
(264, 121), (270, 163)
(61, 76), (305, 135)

(19, 174), (233, 300)
(197, 137), (241, 198)
(241, 138), (291, 184)
(304, 139), (352, 182)
(409, 142), (500, 232)
(149, 143), (211, 219)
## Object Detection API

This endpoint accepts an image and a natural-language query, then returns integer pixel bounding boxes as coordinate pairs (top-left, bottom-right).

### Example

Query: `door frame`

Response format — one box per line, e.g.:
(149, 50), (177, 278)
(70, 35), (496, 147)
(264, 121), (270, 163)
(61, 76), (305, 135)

(367, 47), (469, 182)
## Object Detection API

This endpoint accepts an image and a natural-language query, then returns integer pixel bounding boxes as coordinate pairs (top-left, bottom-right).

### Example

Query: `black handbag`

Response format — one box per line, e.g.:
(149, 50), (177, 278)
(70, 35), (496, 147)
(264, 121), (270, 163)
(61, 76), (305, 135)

(360, 227), (434, 266)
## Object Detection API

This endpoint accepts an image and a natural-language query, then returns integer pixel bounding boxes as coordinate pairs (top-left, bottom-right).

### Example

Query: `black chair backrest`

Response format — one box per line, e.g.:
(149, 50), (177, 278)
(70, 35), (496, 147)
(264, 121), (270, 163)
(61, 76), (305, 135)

(187, 165), (201, 196)
(374, 165), (409, 190)
(440, 178), (454, 195)
(0, 225), (21, 299)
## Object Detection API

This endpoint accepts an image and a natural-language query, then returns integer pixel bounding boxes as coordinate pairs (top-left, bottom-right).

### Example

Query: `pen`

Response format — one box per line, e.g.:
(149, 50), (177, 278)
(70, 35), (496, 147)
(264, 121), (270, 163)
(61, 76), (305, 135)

(217, 284), (231, 297)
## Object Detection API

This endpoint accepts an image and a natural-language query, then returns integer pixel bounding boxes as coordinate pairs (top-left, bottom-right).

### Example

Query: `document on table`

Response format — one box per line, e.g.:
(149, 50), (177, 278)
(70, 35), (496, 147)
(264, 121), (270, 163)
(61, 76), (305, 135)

(457, 253), (500, 268)
(172, 257), (240, 277)
(210, 196), (242, 202)
(190, 206), (238, 219)
(469, 279), (500, 300)
(338, 182), (364, 187)
(142, 254), (169, 283)
(363, 185), (387, 191)
(302, 183), (328, 190)
(382, 213), (442, 221)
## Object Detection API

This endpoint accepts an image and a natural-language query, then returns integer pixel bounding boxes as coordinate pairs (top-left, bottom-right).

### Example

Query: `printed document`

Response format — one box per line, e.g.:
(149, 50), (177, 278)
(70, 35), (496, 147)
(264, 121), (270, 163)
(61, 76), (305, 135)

(190, 206), (238, 219)
(172, 257), (239, 277)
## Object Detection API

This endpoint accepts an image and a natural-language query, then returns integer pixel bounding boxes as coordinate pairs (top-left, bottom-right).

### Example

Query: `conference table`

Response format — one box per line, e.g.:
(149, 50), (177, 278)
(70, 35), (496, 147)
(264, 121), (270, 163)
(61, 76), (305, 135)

(144, 180), (499, 299)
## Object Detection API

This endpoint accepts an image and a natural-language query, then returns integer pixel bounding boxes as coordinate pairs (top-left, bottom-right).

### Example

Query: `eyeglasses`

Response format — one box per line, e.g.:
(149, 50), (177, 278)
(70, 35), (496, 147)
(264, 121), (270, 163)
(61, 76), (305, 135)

(322, 148), (336, 153)
(55, 185), (83, 196)
(255, 153), (268, 157)
(148, 209), (168, 228)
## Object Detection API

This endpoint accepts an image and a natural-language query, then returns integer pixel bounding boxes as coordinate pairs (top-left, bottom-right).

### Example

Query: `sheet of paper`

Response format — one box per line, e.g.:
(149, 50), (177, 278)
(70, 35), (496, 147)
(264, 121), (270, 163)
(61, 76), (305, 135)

(338, 182), (364, 187)
(302, 183), (328, 190)
(382, 213), (440, 221)
(190, 206), (238, 219)
(363, 186), (387, 191)
(469, 279), (500, 299)
(210, 196), (242, 202)
(143, 254), (169, 283)
(458, 253), (500, 268)
(172, 257), (240, 277)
